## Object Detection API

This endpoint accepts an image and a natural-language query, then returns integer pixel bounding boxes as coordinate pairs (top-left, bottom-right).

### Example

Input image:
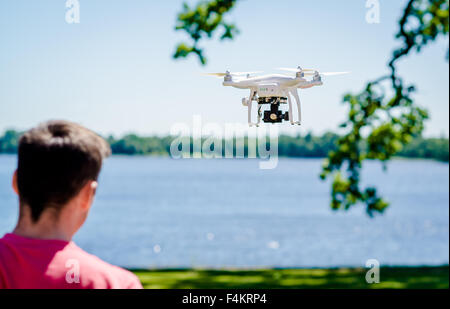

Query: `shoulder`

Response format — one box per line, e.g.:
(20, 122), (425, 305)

(64, 243), (143, 289)
(0, 257), (4, 289)
(0, 236), (11, 279)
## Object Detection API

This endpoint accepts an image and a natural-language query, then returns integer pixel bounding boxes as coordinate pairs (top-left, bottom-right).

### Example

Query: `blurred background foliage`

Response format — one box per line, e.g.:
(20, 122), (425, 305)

(173, 0), (449, 216)
(1, 129), (448, 162)
(321, 0), (449, 215)
(173, 0), (238, 65)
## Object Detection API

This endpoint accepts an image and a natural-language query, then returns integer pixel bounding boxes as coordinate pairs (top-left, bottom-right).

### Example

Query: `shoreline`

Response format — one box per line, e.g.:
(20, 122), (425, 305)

(0, 153), (448, 163)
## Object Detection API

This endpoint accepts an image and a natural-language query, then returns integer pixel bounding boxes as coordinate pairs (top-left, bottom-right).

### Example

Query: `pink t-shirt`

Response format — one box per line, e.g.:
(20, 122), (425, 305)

(0, 233), (143, 289)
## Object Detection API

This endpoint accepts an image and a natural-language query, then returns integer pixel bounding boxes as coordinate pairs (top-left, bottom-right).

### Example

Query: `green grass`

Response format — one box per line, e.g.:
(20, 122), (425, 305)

(132, 266), (449, 289)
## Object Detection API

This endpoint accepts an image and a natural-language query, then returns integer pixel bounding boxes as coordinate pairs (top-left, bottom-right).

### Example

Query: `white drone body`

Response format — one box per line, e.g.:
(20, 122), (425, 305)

(205, 66), (349, 126)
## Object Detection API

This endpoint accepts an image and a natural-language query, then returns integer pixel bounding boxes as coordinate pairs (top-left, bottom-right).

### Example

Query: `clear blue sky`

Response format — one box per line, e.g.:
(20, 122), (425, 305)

(0, 0), (448, 137)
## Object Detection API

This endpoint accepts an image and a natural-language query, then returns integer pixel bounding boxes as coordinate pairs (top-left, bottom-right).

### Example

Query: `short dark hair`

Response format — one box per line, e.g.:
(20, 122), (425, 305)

(17, 120), (111, 222)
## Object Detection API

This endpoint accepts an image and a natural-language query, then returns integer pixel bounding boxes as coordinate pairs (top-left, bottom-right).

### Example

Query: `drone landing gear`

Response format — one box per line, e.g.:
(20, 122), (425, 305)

(244, 90), (260, 127)
(288, 89), (302, 126)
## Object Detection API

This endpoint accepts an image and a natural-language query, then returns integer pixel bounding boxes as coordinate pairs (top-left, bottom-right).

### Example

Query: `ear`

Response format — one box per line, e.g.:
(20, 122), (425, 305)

(79, 181), (98, 211)
(12, 170), (19, 195)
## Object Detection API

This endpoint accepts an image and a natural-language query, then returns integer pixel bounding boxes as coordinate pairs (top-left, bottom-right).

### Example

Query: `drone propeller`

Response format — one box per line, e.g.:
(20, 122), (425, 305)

(304, 71), (350, 77)
(203, 71), (263, 77)
(277, 67), (316, 72)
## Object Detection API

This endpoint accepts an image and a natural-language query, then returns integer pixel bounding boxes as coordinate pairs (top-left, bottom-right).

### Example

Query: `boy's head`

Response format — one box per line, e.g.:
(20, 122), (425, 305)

(14, 120), (111, 228)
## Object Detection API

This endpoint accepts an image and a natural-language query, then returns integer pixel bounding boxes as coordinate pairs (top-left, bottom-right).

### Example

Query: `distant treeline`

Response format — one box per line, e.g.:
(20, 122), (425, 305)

(0, 130), (448, 162)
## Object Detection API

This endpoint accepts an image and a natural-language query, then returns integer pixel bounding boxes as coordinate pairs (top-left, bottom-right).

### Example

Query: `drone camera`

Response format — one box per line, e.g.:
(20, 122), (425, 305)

(261, 100), (289, 123)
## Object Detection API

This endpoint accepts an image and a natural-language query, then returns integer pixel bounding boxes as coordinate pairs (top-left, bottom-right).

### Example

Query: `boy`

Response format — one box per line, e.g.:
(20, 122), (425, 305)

(0, 120), (142, 289)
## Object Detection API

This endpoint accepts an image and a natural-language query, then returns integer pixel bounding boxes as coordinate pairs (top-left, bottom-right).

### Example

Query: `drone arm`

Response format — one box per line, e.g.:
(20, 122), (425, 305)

(298, 79), (323, 89)
(298, 82), (315, 89)
(298, 84), (313, 89)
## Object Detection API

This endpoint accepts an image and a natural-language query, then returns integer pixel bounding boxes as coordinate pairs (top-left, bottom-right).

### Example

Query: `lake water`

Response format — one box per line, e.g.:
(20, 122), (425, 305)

(0, 155), (448, 268)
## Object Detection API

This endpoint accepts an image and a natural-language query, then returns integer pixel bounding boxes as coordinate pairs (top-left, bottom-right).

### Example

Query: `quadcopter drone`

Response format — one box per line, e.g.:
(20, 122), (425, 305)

(205, 66), (349, 126)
